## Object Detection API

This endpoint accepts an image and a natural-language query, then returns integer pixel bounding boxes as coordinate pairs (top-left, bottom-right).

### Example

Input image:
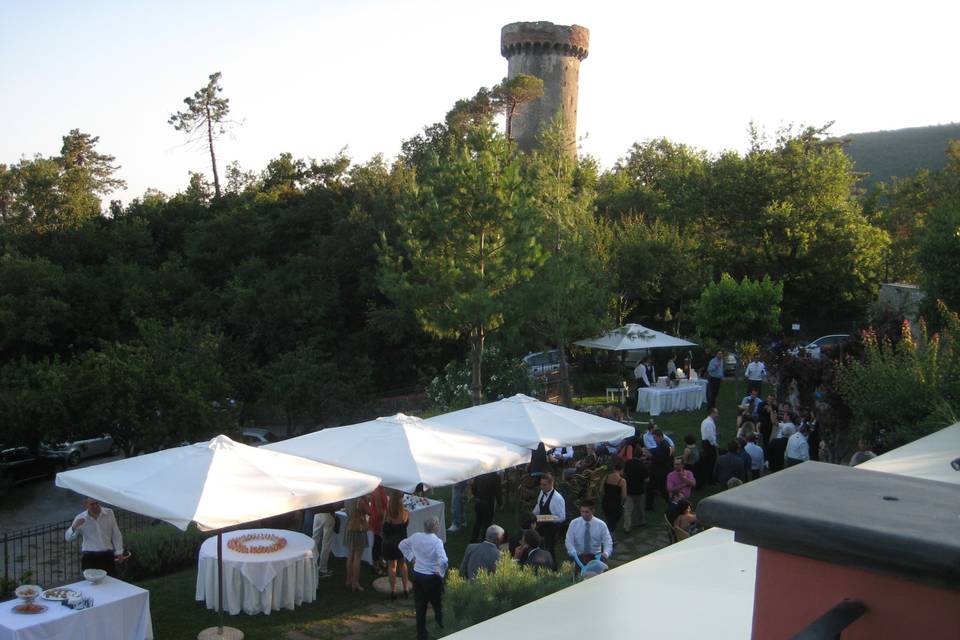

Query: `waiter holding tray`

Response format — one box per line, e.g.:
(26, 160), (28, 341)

(531, 473), (565, 562)
(64, 496), (125, 576)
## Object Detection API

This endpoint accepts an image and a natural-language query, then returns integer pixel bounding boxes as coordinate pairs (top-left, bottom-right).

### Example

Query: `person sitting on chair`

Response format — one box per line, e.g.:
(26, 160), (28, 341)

(564, 499), (613, 570)
(517, 529), (555, 571)
(460, 525), (504, 580)
(674, 500), (701, 536)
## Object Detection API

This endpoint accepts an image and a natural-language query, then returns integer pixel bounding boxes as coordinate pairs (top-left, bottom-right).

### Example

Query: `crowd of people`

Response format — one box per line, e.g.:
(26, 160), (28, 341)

(57, 347), (885, 640)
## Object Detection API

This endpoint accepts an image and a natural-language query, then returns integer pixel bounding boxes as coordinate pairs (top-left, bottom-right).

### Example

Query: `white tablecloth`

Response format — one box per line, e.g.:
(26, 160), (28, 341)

(332, 497), (446, 564)
(0, 576), (153, 640)
(195, 528), (317, 616)
(636, 380), (707, 416)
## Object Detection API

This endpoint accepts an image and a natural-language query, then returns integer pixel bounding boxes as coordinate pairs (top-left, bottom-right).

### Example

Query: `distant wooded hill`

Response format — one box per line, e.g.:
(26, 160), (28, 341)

(840, 122), (960, 189)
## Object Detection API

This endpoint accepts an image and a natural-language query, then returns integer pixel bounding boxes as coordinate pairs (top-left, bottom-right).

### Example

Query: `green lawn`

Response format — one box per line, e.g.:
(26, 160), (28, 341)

(136, 380), (752, 639)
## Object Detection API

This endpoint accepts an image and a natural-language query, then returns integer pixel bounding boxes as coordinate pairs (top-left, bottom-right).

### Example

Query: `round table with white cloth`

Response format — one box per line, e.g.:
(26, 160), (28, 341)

(636, 379), (708, 416)
(195, 528), (317, 615)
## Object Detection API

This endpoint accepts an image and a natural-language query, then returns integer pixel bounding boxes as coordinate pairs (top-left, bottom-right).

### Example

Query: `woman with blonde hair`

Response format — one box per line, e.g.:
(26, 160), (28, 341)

(344, 494), (370, 592)
(382, 489), (410, 599)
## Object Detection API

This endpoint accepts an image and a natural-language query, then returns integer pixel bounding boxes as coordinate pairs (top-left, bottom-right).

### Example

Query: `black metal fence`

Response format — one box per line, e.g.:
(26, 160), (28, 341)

(1, 510), (156, 589)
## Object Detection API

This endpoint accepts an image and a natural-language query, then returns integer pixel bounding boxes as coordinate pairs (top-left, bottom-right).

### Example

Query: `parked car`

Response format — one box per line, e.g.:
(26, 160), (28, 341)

(0, 446), (56, 490)
(789, 334), (851, 359)
(523, 350), (561, 378)
(39, 433), (116, 467)
(241, 428), (281, 447)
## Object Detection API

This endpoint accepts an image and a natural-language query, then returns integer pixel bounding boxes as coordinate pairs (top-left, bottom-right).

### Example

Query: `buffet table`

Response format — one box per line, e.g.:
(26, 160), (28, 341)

(636, 380), (708, 416)
(195, 528), (317, 616)
(332, 496), (446, 564)
(0, 576), (153, 640)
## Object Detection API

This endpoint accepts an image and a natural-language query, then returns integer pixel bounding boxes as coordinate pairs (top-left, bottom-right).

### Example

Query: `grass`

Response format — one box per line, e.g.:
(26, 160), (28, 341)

(136, 380), (753, 639)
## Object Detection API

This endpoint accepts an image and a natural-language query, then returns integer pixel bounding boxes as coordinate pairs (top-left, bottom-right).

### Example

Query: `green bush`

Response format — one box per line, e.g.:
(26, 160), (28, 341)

(427, 347), (543, 412)
(444, 554), (573, 634)
(123, 523), (208, 580)
(839, 310), (960, 448)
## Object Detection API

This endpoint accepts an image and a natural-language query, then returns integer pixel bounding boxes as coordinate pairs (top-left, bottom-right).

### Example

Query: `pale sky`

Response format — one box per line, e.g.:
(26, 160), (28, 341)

(2, 0), (957, 203)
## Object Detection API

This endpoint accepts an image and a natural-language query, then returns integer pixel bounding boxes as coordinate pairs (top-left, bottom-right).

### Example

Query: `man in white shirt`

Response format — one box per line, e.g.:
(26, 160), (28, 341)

(531, 474), (565, 562)
(743, 433), (765, 480)
(399, 516), (448, 640)
(564, 499), (613, 569)
(745, 355), (767, 394)
(64, 497), (124, 576)
(785, 427), (811, 467)
(700, 407), (719, 485)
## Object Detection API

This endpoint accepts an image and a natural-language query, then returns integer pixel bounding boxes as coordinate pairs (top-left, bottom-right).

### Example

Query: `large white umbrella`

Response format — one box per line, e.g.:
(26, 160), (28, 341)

(575, 322), (697, 351)
(266, 413), (531, 492)
(57, 435), (380, 638)
(426, 393), (634, 449)
(858, 422), (960, 486)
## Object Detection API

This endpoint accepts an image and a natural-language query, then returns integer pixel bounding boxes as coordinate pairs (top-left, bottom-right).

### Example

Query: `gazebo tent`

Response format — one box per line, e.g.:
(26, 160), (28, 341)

(574, 322), (697, 351)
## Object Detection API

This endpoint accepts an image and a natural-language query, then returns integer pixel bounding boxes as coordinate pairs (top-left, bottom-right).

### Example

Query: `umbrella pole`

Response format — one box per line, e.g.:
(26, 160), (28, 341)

(218, 529), (224, 635)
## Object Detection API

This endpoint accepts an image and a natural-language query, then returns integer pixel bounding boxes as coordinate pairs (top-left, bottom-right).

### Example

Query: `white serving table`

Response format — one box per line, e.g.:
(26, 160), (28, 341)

(332, 497), (445, 564)
(636, 379), (708, 416)
(195, 528), (317, 616)
(0, 576), (153, 640)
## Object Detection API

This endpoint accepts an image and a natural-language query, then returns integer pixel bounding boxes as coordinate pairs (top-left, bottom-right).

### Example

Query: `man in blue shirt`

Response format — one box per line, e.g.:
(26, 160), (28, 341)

(707, 350), (724, 409)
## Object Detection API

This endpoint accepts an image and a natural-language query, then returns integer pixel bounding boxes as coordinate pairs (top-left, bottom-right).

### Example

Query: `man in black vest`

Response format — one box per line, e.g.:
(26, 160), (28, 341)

(531, 473), (566, 562)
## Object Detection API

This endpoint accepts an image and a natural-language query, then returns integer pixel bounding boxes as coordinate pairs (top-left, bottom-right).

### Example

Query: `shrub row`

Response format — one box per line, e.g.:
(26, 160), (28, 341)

(123, 523), (208, 581)
(444, 554), (574, 634)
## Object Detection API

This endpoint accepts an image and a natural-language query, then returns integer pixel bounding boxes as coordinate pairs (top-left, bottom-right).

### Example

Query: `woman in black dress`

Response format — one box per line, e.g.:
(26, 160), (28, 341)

(382, 488), (410, 599)
(601, 460), (627, 537)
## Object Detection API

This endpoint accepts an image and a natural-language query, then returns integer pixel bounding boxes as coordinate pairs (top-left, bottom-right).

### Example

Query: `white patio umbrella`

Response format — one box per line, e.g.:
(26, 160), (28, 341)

(575, 322), (697, 351)
(426, 393), (634, 449)
(56, 435), (380, 639)
(858, 422), (960, 486)
(266, 413), (531, 492)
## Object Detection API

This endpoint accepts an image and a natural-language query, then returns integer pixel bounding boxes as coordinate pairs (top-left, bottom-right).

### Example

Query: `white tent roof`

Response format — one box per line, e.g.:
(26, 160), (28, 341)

(575, 322), (697, 351)
(858, 422), (960, 485)
(447, 422), (960, 639)
(266, 414), (531, 492)
(55, 435), (381, 531)
(446, 527), (756, 640)
(426, 394), (634, 449)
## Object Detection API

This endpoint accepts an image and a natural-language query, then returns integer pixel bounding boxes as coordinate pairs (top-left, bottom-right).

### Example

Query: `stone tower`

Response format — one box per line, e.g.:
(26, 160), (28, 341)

(500, 21), (589, 155)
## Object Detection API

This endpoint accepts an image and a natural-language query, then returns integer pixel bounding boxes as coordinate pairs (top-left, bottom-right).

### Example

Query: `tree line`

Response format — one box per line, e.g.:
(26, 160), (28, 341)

(1, 72), (958, 454)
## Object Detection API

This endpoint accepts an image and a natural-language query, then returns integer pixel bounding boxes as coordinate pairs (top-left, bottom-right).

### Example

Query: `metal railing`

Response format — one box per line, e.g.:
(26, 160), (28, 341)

(1, 510), (156, 590)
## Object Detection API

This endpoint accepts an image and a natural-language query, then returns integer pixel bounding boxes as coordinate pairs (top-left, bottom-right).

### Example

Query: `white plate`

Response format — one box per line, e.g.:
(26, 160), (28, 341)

(41, 588), (81, 602)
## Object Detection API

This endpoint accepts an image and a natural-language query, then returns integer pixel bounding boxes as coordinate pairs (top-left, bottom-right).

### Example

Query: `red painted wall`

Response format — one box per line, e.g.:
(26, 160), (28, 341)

(753, 548), (960, 639)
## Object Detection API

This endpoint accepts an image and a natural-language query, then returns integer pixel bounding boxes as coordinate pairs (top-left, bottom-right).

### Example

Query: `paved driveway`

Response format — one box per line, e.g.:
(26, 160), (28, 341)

(0, 451), (124, 533)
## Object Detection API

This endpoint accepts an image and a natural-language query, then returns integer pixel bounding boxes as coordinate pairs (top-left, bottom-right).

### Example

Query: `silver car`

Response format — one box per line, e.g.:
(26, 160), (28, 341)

(40, 433), (115, 467)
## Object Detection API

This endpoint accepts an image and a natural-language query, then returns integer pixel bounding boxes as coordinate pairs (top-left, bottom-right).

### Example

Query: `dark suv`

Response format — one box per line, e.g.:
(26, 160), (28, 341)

(0, 446), (56, 491)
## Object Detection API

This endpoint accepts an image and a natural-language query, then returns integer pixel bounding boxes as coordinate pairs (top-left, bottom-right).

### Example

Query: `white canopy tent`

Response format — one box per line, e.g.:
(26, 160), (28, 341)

(57, 435), (381, 638)
(426, 393), (634, 449)
(266, 413), (531, 493)
(574, 322), (697, 351)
